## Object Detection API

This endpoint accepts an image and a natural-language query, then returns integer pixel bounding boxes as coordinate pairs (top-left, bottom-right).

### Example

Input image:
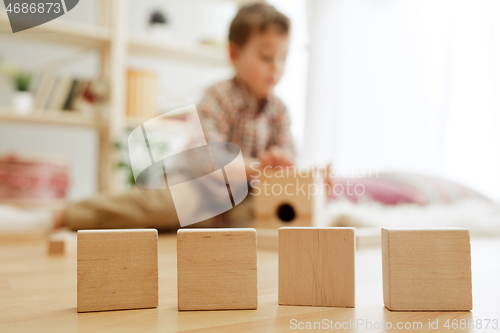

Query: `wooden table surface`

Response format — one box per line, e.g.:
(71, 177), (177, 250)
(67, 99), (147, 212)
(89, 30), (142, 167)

(1, 233), (499, 333)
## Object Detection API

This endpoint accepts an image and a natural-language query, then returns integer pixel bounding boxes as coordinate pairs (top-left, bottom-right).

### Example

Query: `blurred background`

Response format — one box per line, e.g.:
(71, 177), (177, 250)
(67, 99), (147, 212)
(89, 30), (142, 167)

(0, 0), (499, 208)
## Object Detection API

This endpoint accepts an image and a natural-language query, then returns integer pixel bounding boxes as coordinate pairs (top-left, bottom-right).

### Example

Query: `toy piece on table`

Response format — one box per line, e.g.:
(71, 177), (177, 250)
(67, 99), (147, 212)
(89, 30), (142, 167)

(47, 230), (76, 254)
(278, 227), (355, 307)
(177, 228), (257, 311)
(77, 229), (158, 312)
(382, 228), (472, 311)
(253, 168), (326, 229)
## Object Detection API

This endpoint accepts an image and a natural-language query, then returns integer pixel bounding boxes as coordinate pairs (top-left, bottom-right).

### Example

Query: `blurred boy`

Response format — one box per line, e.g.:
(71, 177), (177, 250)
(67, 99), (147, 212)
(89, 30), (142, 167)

(56, 3), (295, 230)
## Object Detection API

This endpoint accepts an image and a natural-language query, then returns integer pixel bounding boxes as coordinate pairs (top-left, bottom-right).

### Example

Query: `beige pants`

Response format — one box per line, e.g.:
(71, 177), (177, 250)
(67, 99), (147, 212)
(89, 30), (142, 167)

(65, 185), (254, 231)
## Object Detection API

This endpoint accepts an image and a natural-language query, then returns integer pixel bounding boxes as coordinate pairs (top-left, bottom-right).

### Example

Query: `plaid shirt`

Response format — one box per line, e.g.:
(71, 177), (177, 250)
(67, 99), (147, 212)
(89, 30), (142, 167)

(197, 77), (295, 160)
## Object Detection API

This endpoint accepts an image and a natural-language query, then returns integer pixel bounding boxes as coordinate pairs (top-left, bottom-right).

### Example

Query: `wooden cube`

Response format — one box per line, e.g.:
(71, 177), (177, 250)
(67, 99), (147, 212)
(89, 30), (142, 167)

(278, 227), (355, 307)
(77, 229), (158, 312)
(48, 231), (76, 255)
(382, 228), (472, 311)
(177, 228), (257, 310)
(253, 169), (325, 229)
(48, 238), (65, 254)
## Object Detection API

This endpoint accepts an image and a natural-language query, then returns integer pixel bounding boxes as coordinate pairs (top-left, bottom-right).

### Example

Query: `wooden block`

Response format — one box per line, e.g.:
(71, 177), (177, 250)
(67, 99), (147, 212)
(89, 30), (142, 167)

(258, 227), (381, 251)
(382, 228), (472, 311)
(48, 230), (76, 254)
(278, 227), (355, 307)
(177, 228), (257, 311)
(77, 229), (158, 312)
(253, 169), (326, 229)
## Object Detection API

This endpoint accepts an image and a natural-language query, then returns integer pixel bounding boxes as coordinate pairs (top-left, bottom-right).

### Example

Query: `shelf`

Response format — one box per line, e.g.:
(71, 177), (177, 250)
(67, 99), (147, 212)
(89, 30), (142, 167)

(126, 111), (190, 129)
(0, 107), (98, 128)
(128, 34), (229, 67)
(0, 13), (110, 48)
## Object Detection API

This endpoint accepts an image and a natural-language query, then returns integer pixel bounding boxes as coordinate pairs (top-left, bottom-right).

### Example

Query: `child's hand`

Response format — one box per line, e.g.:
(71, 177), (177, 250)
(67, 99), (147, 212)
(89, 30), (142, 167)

(259, 146), (294, 168)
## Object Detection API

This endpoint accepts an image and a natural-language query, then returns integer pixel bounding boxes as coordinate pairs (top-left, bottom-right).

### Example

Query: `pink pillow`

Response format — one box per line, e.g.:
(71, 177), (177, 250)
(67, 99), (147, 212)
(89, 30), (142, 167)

(329, 172), (490, 205)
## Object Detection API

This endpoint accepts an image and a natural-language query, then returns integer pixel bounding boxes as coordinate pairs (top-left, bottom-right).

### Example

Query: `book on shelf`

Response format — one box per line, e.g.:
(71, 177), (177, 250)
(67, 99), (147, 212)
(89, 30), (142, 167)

(47, 76), (73, 110)
(31, 73), (108, 114)
(62, 79), (79, 110)
(126, 68), (159, 120)
(33, 74), (56, 109)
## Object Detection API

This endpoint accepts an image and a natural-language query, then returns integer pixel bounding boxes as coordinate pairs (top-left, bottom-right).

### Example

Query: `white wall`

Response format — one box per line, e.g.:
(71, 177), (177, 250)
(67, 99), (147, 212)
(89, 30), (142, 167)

(305, 0), (500, 200)
(268, 0), (309, 156)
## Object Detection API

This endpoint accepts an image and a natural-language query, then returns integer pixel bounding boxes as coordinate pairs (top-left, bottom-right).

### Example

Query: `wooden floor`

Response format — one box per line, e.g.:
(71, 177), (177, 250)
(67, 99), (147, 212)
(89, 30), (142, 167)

(0, 233), (499, 332)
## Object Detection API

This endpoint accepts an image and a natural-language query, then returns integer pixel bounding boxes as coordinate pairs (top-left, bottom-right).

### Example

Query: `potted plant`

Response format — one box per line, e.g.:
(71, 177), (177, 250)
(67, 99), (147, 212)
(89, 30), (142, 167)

(0, 60), (34, 115)
(10, 70), (34, 115)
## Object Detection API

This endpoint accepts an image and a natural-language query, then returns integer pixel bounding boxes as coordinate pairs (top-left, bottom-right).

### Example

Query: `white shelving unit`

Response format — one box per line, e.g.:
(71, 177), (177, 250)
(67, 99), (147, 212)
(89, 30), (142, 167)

(0, 107), (98, 128)
(0, 12), (111, 47)
(128, 33), (228, 66)
(0, 0), (237, 193)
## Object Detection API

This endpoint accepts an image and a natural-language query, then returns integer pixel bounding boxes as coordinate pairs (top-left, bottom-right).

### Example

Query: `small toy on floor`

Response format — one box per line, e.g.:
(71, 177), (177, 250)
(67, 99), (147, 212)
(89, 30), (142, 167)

(253, 169), (326, 229)
(47, 230), (76, 255)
